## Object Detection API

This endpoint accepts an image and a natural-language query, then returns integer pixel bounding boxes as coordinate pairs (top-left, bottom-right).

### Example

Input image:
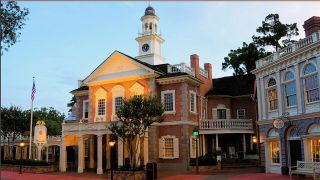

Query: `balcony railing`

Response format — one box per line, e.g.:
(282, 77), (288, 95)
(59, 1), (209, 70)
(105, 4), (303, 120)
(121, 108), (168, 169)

(200, 119), (253, 130)
(167, 63), (195, 76)
(62, 121), (110, 132)
(199, 67), (208, 78)
(255, 31), (320, 69)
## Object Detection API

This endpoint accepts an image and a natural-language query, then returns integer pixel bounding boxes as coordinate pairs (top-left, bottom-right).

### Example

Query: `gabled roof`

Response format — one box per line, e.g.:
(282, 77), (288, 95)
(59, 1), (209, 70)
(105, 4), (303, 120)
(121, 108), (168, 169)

(206, 74), (255, 97)
(82, 50), (163, 84)
(70, 86), (88, 93)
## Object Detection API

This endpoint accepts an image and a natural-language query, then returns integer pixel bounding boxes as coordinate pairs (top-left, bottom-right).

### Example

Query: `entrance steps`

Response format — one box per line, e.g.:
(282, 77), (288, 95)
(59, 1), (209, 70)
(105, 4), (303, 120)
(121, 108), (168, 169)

(221, 159), (258, 168)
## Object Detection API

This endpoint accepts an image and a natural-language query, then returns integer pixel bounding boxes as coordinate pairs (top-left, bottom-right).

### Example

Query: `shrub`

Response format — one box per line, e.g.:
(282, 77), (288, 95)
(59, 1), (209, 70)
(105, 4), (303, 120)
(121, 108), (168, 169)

(190, 153), (217, 166)
(2, 159), (52, 166)
(117, 164), (145, 171)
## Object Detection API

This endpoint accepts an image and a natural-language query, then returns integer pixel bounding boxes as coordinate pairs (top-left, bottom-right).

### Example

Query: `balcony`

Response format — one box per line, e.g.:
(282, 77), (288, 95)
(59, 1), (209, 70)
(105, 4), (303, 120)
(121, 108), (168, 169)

(255, 30), (320, 69)
(62, 121), (112, 135)
(199, 119), (253, 134)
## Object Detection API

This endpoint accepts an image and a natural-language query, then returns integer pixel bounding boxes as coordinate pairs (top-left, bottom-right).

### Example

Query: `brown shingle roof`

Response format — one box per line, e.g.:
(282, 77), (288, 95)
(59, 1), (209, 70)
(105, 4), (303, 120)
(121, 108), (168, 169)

(206, 74), (255, 97)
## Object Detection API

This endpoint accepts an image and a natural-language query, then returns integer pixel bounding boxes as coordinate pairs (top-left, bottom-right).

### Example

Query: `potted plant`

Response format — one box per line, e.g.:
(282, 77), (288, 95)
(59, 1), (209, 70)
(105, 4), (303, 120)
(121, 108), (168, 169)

(216, 149), (222, 162)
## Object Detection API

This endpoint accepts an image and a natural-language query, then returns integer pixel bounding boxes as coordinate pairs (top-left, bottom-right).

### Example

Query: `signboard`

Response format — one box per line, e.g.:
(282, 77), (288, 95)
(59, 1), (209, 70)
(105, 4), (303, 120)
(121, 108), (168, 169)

(273, 119), (284, 129)
(34, 120), (47, 144)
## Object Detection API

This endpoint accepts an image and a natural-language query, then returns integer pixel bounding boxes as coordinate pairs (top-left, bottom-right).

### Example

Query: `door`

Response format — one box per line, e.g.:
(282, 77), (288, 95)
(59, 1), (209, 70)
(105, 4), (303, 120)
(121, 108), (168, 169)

(289, 140), (302, 166)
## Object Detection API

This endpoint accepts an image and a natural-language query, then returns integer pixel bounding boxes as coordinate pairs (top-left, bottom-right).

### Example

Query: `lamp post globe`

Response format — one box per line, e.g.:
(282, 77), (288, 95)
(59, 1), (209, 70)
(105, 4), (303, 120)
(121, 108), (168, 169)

(109, 140), (116, 180)
(19, 142), (25, 174)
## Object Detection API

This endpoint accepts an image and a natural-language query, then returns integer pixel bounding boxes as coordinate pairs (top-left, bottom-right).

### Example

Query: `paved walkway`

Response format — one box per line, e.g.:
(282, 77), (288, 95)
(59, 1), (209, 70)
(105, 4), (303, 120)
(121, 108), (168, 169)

(1, 169), (311, 180)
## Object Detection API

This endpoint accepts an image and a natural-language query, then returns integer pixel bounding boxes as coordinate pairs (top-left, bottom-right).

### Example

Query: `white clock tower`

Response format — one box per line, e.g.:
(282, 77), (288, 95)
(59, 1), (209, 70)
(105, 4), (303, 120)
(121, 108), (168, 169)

(135, 6), (165, 65)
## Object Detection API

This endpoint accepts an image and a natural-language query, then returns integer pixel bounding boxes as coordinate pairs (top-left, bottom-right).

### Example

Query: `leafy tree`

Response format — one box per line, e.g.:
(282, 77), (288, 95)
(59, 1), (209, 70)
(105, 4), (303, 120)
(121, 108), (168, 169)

(29, 107), (65, 136)
(252, 13), (299, 51)
(222, 42), (270, 75)
(1, 106), (28, 159)
(108, 95), (164, 170)
(0, 1), (29, 54)
(67, 96), (77, 112)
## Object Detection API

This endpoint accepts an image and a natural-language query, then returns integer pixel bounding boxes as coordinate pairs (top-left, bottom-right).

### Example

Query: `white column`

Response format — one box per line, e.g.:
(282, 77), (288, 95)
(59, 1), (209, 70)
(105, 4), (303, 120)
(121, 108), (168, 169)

(256, 78), (262, 120)
(89, 137), (94, 168)
(37, 146), (42, 160)
(118, 139), (124, 167)
(294, 64), (303, 114)
(143, 136), (148, 165)
(215, 134), (219, 151)
(59, 139), (66, 172)
(259, 77), (267, 120)
(78, 136), (84, 173)
(97, 135), (103, 174)
(275, 71), (283, 115)
(250, 135), (253, 151)
(106, 135), (111, 169)
(46, 146), (49, 162)
(202, 135), (206, 155)
(243, 134), (246, 159)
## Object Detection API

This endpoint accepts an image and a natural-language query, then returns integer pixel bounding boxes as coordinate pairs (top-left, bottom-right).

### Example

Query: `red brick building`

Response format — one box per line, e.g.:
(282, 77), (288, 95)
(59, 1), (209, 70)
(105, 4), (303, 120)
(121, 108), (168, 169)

(60, 6), (257, 174)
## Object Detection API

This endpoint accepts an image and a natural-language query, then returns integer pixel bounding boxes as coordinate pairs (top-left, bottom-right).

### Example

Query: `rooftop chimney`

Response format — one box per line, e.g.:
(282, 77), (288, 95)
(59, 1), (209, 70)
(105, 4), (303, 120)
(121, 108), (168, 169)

(303, 16), (320, 37)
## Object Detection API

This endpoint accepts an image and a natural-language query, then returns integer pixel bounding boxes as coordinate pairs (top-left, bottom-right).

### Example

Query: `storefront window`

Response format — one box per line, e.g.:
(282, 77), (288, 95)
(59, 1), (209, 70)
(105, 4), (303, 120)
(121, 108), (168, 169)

(271, 141), (280, 164)
(311, 139), (320, 162)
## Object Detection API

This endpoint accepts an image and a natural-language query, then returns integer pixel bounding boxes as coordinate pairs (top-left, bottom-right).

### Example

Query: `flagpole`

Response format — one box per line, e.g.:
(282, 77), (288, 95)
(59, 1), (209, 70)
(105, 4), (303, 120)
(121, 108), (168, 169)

(29, 77), (35, 159)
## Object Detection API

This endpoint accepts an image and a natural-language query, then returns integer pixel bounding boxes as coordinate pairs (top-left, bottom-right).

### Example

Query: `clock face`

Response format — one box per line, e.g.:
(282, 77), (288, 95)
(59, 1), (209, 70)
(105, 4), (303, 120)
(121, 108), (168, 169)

(142, 44), (149, 52)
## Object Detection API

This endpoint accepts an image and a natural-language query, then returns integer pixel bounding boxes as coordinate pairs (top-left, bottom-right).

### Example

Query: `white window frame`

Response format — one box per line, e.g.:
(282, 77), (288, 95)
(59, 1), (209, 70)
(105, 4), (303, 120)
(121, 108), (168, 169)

(159, 135), (179, 159)
(95, 88), (107, 122)
(190, 91), (197, 114)
(190, 136), (199, 158)
(302, 64), (319, 104)
(82, 99), (89, 119)
(237, 109), (245, 119)
(111, 85), (125, 121)
(161, 90), (176, 114)
(283, 71), (297, 108)
(270, 140), (281, 165)
(266, 78), (278, 112)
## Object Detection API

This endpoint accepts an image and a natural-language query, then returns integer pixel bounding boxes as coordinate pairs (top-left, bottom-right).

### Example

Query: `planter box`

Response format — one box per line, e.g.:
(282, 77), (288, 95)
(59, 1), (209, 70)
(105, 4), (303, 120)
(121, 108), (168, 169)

(2, 164), (59, 173)
(113, 170), (145, 180)
(246, 154), (259, 160)
(190, 163), (221, 173)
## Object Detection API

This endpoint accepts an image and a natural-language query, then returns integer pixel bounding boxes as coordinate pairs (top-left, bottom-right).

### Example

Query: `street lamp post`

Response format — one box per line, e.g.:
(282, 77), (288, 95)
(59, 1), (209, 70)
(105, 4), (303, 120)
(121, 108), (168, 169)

(19, 142), (25, 174)
(193, 127), (199, 174)
(109, 140), (116, 180)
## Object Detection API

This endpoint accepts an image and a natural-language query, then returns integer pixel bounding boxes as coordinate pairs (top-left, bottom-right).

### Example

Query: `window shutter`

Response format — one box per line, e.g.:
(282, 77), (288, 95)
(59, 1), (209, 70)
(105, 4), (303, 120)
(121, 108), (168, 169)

(226, 109), (231, 119)
(190, 137), (195, 158)
(173, 137), (179, 158)
(159, 138), (164, 158)
(212, 108), (217, 119)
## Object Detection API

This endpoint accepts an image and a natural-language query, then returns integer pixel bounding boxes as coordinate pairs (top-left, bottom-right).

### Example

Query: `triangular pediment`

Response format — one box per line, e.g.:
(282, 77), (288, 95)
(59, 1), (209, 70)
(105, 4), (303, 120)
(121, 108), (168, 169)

(83, 51), (156, 84)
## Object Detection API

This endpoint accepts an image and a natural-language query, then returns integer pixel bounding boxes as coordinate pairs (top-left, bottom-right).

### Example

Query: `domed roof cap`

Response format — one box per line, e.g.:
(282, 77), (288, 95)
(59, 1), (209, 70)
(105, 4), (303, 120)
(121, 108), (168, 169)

(144, 6), (156, 16)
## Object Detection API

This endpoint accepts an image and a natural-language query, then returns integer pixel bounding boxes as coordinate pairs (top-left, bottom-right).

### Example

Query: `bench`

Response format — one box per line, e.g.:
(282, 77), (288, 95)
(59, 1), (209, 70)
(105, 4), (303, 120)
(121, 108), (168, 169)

(289, 161), (320, 180)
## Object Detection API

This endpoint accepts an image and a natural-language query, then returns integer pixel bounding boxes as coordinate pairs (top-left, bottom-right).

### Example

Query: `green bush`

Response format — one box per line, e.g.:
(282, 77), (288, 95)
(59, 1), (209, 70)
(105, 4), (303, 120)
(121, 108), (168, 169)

(117, 164), (145, 171)
(190, 153), (217, 166)
(3, 159), (52, 166)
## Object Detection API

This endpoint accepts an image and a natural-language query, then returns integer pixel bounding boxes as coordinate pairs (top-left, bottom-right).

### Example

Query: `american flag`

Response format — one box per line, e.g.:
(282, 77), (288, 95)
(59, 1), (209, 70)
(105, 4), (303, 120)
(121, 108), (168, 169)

(31, 78), (36, 101)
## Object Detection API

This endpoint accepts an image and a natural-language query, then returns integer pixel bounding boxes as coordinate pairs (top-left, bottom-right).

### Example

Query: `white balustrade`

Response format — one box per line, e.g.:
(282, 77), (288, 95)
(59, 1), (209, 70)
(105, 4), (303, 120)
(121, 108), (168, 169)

(62, 121), (110, 132)
(167, 63), (195, 76)
(255, 31), (320, 69)
(200, 119), (253, 130)
(199, 67), (209, 78)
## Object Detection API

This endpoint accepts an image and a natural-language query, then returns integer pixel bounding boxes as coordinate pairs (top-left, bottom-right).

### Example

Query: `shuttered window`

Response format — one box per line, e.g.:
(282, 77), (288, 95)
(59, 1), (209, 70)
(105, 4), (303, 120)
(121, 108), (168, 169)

(159, 135), (179, 159)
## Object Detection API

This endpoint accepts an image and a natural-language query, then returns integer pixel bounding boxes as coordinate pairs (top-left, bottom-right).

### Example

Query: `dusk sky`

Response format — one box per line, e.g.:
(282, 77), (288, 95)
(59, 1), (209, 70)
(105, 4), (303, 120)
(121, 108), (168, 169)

(2, 1), (319, 115)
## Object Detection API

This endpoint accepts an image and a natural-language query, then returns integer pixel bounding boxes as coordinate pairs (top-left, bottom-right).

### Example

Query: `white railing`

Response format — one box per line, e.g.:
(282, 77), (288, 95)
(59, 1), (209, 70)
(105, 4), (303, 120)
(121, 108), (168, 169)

(47, 135), (62, 141)
(62, 121), (110, 132)
(167, 63), (195, 76)
(199, 67), (209, 78)
(256, 31), (320, 69)
(200, 119), (253, 130)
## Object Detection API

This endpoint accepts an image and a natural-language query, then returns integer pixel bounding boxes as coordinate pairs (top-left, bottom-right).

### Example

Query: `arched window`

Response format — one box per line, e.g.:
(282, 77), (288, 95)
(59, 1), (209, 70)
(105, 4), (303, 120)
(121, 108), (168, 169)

(308, 123), (320, 162)
(303, 64), (319, 103)
(267, 128), (280, 164)
(144, 23), (148, 31)
(284, 71), (297, 107)
(149, 23), (152, 31)
(267, 78), (278, 111)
